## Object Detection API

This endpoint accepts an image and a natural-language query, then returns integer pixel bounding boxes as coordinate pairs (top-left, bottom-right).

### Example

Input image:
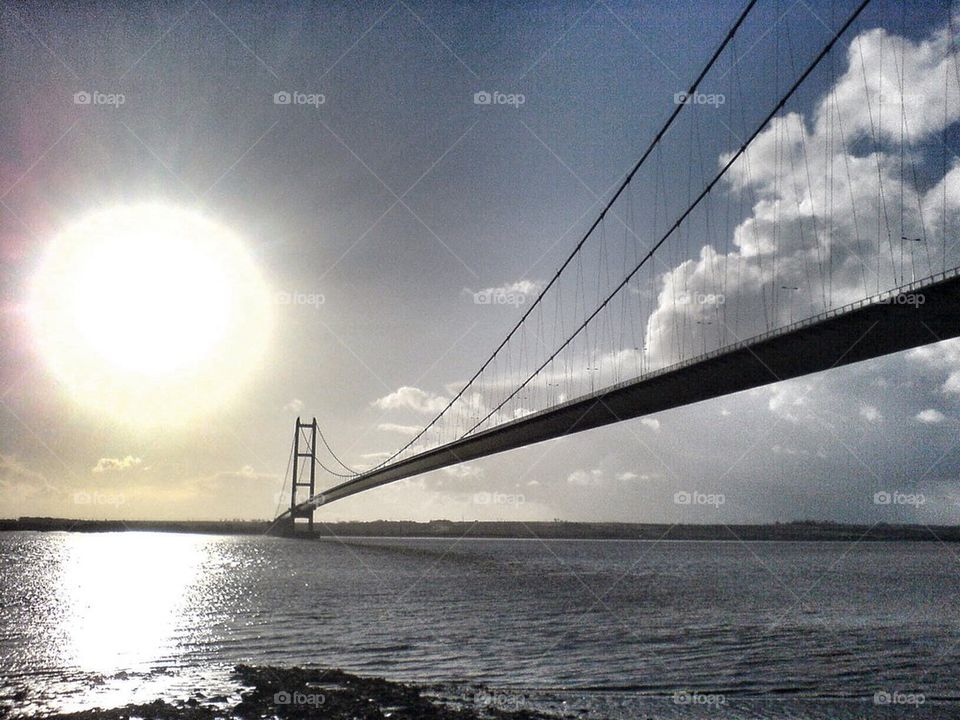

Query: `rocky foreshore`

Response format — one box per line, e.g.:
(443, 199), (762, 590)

(32, 665), (567, 720)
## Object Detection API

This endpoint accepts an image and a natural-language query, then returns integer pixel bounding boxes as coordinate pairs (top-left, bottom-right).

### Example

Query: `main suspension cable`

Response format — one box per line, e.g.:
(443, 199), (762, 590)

(317, 425), (359, 476)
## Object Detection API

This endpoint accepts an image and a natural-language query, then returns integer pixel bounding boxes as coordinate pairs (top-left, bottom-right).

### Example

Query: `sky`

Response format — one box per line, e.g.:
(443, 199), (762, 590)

(2, 0), (960, 525)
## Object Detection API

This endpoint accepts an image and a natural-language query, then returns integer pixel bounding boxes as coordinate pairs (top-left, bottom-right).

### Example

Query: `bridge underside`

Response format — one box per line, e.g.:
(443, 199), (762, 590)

(281, 272), (960, 517)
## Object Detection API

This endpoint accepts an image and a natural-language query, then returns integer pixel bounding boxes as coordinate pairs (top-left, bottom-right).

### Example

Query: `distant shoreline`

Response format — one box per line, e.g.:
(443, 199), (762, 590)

(2, 517), (959, 541)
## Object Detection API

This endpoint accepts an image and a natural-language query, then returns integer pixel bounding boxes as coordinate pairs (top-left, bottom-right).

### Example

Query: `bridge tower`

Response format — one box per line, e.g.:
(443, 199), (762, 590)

(290, 417), (318, 534)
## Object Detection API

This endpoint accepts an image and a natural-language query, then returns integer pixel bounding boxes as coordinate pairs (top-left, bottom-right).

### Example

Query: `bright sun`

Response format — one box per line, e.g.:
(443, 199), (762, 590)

(29, 203), (273, 426)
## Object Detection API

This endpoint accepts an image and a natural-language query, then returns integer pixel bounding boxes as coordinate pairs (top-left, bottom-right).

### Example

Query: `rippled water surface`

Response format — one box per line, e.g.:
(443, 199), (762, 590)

(2, 531), (960, 718)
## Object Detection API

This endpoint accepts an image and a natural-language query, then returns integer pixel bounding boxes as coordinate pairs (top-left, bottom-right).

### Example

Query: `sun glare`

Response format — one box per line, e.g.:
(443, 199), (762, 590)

(29, 203), (272, 426)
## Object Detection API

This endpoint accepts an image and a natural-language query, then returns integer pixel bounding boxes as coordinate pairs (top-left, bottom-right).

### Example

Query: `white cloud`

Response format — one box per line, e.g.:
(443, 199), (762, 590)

(463, 279), (544, 304)
(284, 398), (304, 413)
(916, 408), (947, 424)
(498, 279), (542, 296)
(92, 456), (142, 473)
(771, 444), (807, 456)
(372, 386), (449, 414)
(360, 451), (392, 460)
(640, 417), (660, 431)
(442, 464), (484, 479)
(860, 405), (882, 423)
(213, 465), (276, 482)
(826, 27), (960, 144)
(767, 383), (812, 423)
(567, 468), (604, 486)
(377, 423), (422, 435)
(909, 339), (960, 396)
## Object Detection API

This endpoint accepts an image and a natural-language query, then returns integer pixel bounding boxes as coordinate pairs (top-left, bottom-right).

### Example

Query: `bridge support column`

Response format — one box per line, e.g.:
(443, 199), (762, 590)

(289, 417), (318, 535)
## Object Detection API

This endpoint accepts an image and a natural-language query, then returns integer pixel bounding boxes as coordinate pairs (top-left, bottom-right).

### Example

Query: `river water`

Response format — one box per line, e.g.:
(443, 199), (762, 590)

(2, 531), (959, 718)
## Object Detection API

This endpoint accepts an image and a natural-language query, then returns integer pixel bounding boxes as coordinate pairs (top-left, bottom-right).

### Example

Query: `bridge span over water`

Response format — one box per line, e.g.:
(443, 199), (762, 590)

(273, 271), (960, 530)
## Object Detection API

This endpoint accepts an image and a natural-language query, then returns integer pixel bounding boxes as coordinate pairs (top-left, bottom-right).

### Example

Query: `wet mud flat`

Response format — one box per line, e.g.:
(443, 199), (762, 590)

(28, 665), (567, 720)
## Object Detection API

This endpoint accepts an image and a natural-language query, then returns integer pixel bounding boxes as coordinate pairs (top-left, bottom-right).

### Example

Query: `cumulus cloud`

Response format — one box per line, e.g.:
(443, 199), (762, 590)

(916, 408), (947, 424)
(373, 386), (449, 414)
(92, 456), (142, 473)
(826, 27), (960, 143)
(643, 23), (960, 373)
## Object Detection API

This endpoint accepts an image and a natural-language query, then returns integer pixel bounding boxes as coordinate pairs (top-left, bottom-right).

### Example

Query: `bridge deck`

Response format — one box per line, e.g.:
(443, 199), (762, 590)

(278, 270), (960, 518)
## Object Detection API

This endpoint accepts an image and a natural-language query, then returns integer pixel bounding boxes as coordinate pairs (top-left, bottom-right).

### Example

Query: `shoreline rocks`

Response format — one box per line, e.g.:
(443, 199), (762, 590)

(30, 665), (566, 720)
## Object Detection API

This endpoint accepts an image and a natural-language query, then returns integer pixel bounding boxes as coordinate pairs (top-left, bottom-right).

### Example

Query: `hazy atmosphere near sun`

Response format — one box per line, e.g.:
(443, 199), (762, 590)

(2, 0), (960, 525)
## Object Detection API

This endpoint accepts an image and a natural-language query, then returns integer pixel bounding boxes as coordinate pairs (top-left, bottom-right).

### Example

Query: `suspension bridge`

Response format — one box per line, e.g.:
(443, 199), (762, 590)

(272, 0), (960, 532)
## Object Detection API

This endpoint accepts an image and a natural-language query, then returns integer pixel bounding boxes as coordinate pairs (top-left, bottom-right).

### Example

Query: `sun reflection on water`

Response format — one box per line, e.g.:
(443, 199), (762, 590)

(59, 532), (206, 673)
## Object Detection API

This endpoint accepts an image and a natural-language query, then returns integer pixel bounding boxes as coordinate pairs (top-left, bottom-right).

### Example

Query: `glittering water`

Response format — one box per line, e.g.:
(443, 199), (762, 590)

(2, 531), (960, 718)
